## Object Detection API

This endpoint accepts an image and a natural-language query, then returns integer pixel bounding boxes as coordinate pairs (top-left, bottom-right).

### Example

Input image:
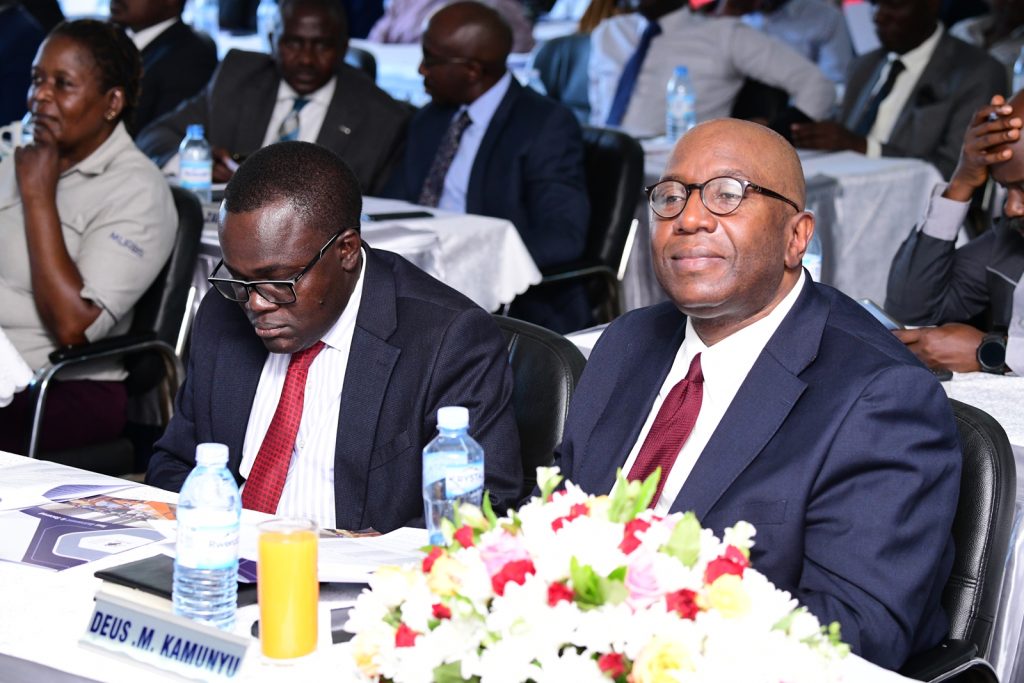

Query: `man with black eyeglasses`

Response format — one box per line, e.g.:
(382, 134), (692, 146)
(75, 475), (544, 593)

(555, 118), (961, 671)
(147, 142), (522, 533)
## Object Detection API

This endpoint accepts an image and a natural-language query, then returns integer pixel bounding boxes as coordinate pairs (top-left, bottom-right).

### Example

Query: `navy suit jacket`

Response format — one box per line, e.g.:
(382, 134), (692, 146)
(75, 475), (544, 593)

(557, 281), (961, 670)
(385, 79), (589, 270)
(131, 20), (218, 135)
(147, 247), (523, 532)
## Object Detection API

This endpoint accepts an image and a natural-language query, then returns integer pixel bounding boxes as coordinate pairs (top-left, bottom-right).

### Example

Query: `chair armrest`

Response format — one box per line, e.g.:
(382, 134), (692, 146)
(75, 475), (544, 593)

(48, 332), (157, 364)
(899, 639), (979, 681)
(540, 262), (617, 284)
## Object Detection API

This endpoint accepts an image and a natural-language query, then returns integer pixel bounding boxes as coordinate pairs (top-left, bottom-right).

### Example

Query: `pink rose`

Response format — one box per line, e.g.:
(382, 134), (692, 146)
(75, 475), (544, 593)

(479, 532), (530, 576)
(625, 555), (661, 609)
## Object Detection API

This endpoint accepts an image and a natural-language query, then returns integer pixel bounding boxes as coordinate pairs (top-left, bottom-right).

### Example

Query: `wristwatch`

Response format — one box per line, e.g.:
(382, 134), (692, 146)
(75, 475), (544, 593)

(977, 333), (1009, 374)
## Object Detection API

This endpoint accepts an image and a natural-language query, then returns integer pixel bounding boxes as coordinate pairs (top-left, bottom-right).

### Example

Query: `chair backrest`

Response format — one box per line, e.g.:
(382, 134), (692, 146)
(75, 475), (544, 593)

(345, 46), (377, 82)
(533, 33), (591, 125)
(944, 399), (1017, 655)
(492, 315), (587, 493)
(580, 126), (644, 272)
(123, 186), (204, 393)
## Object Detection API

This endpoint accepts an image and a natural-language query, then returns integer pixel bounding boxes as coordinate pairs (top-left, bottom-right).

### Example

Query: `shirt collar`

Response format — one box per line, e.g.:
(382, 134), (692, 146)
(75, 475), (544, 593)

(890, 23), (943, 72)
(276, 76), (338, 106)
(319, 244), (366, 351)
(463, 71), (513, 129)
(127, 17), (178, 52)
(64, 121), (133, 178)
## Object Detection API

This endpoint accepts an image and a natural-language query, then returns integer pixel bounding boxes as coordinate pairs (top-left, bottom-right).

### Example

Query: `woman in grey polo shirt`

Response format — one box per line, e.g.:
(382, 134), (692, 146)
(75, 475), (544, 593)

(0, 20), (177, 453)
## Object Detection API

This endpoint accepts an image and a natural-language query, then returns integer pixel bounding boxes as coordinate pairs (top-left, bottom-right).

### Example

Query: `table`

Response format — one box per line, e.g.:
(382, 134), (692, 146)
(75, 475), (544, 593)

(630, 147), (943, 310)
(0, 453), (914, 682)
(942, 373), (1024, 683)
(194, 196), (541, 316)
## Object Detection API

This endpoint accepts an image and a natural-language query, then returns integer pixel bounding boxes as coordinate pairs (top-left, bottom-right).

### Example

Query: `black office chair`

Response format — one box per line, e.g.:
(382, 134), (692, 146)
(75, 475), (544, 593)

(532, 32), (591, 126)
(492, 315), (586, 495)
(345, 46), (377, 82)
(900, 399), (1016, 683)
(25, 186), (205, 474)
(537, 126), (644, 324)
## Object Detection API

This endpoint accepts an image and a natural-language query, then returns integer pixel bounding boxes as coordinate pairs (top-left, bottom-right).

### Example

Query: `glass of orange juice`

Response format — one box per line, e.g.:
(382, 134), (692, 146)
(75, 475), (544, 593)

(257, 518), (318, 659)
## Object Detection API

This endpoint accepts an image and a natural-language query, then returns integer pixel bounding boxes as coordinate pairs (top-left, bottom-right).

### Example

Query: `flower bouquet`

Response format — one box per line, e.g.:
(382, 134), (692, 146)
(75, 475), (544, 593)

(344, 468), (850, 682)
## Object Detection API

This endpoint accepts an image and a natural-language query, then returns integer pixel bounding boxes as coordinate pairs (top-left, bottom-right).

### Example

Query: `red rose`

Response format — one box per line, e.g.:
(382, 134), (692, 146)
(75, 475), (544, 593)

(665, 588), (699, 619)
(432, 602), (452, 620)
(551, 503), (590, 531)
(547, 581), (574, 606)
(597, 652), (626, 678)
(395, 623), (420, 647)
(704, 556), (745, 585)
(491, 559), (536, 596)
(423, 546), (444, 573)
(453, 525), (475, 548)
(619, 518), (651, 554)
(723, 544), (750, 569)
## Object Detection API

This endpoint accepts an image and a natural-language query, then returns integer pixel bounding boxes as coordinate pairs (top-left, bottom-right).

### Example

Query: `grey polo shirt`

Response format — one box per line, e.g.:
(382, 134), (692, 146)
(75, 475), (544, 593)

(0, 122), (177, 380)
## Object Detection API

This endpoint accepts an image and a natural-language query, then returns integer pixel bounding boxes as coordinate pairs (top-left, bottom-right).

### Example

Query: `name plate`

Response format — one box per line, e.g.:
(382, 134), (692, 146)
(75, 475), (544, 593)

(81, 590), (251, 681)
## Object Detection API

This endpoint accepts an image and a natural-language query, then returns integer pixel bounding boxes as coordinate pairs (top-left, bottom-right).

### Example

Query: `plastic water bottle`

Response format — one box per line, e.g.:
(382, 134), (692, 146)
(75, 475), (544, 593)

(422, 406), (485, 546)
(1014, 47), (1024, 93)
(666, 65), (697, 142)
(172, 443), (241, 630)
(803, 230), (823, 282)
(256, 0), (279, 52)
(179, 124), (213, 203)
(192, 0), (219, 37)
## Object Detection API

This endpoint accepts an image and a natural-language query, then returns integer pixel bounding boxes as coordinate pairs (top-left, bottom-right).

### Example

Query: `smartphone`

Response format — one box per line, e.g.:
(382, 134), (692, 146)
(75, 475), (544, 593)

(858, 299), (904, 331)
(362, 211), (434, 221)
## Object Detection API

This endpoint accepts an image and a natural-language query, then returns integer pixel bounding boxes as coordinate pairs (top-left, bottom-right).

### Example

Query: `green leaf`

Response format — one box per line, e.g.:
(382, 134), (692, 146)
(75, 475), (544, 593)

(433, 661), (479, 683)
(482, 491), (498, 528)
(569, 559), (629, 608)
(607, 469), (661, 523)
(537, 468), (564, 502)
(662, 512), (702, 568)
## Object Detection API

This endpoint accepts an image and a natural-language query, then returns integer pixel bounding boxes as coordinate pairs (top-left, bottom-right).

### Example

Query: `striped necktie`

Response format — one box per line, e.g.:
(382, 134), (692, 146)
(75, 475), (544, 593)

(418, 109), (472, 208)
(277, 96), (310, 142)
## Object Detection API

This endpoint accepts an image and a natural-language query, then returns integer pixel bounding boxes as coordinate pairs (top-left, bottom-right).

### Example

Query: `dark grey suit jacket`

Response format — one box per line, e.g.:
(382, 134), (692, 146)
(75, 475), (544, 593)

(135, 49), (410, 194)
(146, 246), (523, 532)
(840, 33), (1007, 179)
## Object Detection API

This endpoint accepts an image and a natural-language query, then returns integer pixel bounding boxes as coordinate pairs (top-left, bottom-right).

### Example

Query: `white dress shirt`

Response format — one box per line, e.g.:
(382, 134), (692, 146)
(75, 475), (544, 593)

(438, 72), (513, 213)
(742, 0), (854, 85)
(260, 77), (338, 147)
(239, 249), (366, 529)
(620, 271), (807, 514)
(865, 25), (943, 158)
(126, 17), (178, 51)
(588, 7), (835, 137)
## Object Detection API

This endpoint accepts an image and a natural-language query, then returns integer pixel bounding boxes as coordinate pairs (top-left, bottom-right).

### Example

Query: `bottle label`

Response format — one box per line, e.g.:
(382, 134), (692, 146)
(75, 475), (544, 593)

(445, 463), (484, 498)
(176, 511), (239, 569)
(424, 451), (465, 486)
(180, 159), (212, 191)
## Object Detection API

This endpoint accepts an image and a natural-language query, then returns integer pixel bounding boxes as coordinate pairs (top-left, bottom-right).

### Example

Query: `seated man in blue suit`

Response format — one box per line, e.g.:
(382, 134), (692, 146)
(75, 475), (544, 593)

(384, 1), (591, 333)
(557, 118), (961, 670)
(147, 141), (522, 533)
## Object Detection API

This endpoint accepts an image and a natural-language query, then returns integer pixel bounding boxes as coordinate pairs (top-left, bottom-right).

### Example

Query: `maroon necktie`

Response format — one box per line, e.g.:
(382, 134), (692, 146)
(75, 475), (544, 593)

(241, 341), (325, 514)
(628, 353), (704, 506)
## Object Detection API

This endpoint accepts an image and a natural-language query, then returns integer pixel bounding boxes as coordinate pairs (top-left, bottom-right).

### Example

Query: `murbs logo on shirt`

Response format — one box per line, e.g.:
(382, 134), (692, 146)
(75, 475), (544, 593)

(109, 231), (144, 257)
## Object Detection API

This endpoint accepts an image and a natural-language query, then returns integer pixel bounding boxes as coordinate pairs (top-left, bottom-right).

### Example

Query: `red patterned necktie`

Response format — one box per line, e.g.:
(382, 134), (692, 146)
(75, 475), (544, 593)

(241, 341), (325, 513)
(627, 353), (704, 506)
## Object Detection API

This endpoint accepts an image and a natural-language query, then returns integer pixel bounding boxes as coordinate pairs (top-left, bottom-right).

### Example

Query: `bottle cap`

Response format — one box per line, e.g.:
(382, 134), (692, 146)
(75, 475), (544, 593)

(195, 442), (229, 466)
(186, 124), (205, 138)
(437, 406), (469, 430)
(674, 65), (688, 77)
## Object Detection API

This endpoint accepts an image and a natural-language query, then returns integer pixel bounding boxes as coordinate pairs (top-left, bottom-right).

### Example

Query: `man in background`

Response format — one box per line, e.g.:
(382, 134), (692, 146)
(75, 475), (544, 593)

(136, 0), (409, 193)
(109, 0), (218, 133)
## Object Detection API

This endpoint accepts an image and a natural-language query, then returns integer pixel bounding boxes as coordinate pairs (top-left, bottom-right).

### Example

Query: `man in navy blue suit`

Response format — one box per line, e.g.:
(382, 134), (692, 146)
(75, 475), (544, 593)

(557, 118), (961, 670)
(147, 141), (522, 533)
(384, 1), (591, 332)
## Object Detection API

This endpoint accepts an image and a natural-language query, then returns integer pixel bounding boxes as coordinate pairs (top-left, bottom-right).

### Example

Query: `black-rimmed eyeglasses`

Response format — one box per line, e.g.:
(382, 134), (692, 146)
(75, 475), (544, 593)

(207, 229), (345, 305)
(645, 176), (801, 219)
(420, 53), (477, 69)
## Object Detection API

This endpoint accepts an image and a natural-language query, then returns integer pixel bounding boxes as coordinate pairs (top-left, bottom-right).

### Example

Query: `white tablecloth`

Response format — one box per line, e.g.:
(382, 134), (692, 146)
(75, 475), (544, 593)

(633, 148), (942, 310)
(196, 197), (540, 315)
(942, 373), (1024, 683)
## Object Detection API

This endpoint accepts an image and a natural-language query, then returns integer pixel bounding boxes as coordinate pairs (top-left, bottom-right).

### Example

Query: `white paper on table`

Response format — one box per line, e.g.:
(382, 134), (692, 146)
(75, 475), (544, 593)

(0, 460), (132, 511)
(0, 326), (32, 408)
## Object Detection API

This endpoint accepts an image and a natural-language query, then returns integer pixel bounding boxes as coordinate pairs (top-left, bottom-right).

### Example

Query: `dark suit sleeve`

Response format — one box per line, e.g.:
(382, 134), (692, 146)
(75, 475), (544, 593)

(520, 104), (590, 268)
(424, 307), (523, 513)
(135, 64), (219, 167)
(796, 364), (960, 669)
(886, 225), (997, 325)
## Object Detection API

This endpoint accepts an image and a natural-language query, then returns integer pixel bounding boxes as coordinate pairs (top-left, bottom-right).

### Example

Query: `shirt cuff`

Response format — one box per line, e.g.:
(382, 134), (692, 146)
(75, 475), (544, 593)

(918, 183), (969, 241)
(865, 138), (881, 158)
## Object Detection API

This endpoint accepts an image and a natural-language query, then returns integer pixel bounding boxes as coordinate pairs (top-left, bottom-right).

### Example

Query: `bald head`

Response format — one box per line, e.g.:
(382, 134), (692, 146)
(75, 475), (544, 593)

(428, 1), (512, 68)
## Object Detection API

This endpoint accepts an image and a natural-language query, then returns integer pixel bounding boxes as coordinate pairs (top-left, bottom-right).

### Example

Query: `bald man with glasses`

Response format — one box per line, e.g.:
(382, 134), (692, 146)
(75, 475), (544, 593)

(555, 118), (962, 672)
(147, 142), (522, 533)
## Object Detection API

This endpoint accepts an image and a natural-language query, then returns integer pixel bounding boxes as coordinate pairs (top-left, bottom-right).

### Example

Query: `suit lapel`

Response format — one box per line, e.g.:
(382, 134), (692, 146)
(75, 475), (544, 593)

(332, 247), (401, 529)
(316, 65), (365, 158)
(211, 307), (268, 476)
(236, 64), (280, 153)
(582, 306), (687, 494)
(465, 80), (522, 214)
(842, 52), (886, 130)
(888, 34), (950, 143)
(672, 283), (827, 519)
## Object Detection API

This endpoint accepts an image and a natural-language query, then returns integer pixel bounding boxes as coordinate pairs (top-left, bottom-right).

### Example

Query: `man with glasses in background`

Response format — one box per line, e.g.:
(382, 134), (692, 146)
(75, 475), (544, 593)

(555, 118), (961, 671)
(147, 141), (522, 533)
